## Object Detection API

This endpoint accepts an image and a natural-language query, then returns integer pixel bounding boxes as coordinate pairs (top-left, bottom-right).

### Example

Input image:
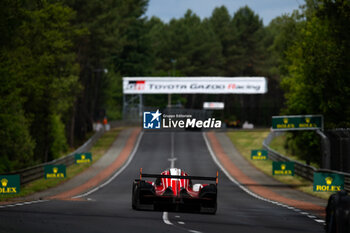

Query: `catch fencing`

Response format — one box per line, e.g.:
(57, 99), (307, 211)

(3, 129), (104, 185)
(263, 132), (350, 192)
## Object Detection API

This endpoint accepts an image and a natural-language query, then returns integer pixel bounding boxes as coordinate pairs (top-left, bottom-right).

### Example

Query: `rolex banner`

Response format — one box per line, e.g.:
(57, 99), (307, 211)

(44, 165), (66, 179)
(75, 152), (92, 164)
(0, 175), (20, 194)
(251, 149), (268, 160)
(272, 161), (294, 176)
(313, 172), (344, 192)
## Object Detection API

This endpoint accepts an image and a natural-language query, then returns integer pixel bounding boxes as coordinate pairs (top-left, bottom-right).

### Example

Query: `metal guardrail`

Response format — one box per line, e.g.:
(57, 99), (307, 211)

(263, 131), (350, 192)
(3, 129), (105, 185)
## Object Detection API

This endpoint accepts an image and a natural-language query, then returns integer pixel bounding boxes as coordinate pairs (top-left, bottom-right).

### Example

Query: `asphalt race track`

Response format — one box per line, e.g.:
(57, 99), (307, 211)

(0, 132), (324, 233)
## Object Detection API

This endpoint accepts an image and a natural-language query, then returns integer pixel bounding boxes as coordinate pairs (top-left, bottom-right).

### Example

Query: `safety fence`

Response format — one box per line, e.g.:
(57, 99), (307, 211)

(3, 129), (105, 185)
(263, 132), (350, 192)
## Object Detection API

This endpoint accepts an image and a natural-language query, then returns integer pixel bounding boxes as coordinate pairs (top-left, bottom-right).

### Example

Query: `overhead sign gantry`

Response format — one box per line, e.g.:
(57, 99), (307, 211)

(123, 77), (267, 94)
(271, 114), (330, 169)
(122, 76), (268, 121)
(272, 115), (323, 131)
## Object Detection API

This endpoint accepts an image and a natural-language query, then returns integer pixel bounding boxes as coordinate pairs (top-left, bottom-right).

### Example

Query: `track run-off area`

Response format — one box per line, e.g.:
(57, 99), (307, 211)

(0, 131), (324, 233)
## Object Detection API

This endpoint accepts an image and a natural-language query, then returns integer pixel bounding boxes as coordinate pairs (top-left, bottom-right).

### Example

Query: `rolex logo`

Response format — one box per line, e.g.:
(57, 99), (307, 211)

(281, 164), (286, 170)
(258, 151), (262, 156)
(53, 167), (58, 173)
(1, 178), (8, 187)
(81, 155), (86, 160)
(283, 118), (288, 124)
(305, 117), (310, 123)
(325, 177), (333, 185)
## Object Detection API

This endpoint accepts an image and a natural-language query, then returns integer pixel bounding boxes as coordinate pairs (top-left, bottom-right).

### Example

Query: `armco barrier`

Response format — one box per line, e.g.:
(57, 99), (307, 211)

(2, 129), (104, 185)
(263, 131), (350, 192)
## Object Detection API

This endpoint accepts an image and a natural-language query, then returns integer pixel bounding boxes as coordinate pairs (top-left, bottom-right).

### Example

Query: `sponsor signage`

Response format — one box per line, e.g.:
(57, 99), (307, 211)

(44, 165), (66, 179)
(123, 77), (267, 94)
(0, 175), (20, 194)
(143, 110), (222, 129)
(313, 172), (344, 192)
(251, 150), (268, 160)
(272, 115), (323, 131)
(203, 102), (225, 110)
(272, 161), (294, 176)
(75, 152), (92, 164)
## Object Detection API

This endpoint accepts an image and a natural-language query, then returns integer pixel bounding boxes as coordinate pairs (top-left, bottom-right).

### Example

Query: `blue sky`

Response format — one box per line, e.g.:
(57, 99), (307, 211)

(145, 0), (304, 25)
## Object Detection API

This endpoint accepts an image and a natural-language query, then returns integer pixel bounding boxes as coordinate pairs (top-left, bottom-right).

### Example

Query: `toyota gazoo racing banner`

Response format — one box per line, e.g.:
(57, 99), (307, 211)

(123, 77), (267, 94)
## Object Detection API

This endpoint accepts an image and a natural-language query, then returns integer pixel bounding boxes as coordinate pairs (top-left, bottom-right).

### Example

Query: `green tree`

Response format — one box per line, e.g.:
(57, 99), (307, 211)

(265, 12), (303, 79)
(0, 65), (35, 172)
(0, 1), (35, 172)
(281, 0), (350, 165)
(282, 0), (350, 128)
(228, 6), (266, 76)
(148, 10), (223, 77)
(64, 0), (150, 139)
(209, 6), (233, 76)
(146, 16), (168, 76)
(2, 1), (81, 163)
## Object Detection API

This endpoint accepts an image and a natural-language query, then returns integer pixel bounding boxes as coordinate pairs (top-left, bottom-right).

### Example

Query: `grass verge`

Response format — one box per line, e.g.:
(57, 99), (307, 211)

(227, 129), (331, 200)
(0, 128), (122, 201)
(269, 133), (319, 168)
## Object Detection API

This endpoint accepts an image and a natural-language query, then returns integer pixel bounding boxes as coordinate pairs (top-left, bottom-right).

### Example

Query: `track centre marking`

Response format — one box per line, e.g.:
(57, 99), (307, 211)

(163, 133), (175, 226)
(168, 158), (177, 168)
(162, 132), (202, 233)
(188, 230), (202, 233)
(162, 132), (203, 233)
(162, 212), (173, 225)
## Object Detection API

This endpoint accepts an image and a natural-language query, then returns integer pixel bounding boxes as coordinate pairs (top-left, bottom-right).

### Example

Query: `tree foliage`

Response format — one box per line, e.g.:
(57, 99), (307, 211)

(282, 0), (350, 127)
(0, 0), (150, 172)
(281, 0), (350, 165)
(1, 0), (348, 171)
(0, 0), (81, 171)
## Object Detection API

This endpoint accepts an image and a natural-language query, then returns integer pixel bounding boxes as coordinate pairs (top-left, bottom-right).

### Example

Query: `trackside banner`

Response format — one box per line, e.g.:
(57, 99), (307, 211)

(123, 77), (267, 94)
(0, 175), (20, 194)
(313, 172), (344, 192)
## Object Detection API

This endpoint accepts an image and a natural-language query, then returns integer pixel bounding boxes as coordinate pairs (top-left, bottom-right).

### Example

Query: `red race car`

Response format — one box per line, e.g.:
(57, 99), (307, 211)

(132, 168), (218, 214)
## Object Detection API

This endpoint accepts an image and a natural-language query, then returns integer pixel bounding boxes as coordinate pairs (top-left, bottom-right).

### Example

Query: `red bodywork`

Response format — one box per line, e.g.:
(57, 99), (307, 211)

(151, 169), (206, 198)
(132, 168), (218, 213)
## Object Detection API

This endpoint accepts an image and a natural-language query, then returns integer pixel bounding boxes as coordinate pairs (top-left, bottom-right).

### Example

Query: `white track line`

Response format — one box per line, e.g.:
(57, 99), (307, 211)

(202, 132), (325, 225)
(171, 132), (175, 159)
(0, 200), (48, 209)
(163, 132), (175, 226)
(73, 131), (144, 198)
(0, 130), (144, 209)
(188, 230), (202, 233)
(162, 211), (173, 225)
(315, 219), (325, 223)
(162, 132), (203, 233)
(169, 132), (177, 168)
